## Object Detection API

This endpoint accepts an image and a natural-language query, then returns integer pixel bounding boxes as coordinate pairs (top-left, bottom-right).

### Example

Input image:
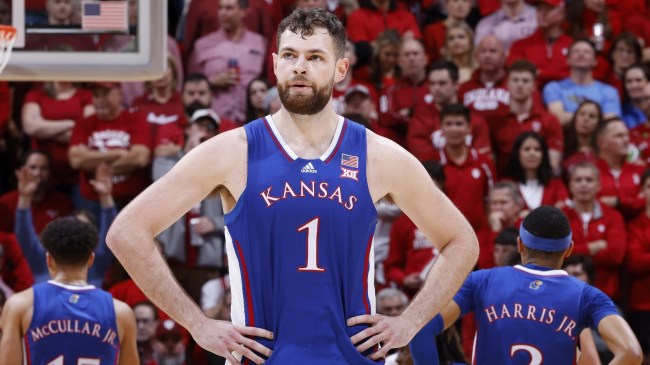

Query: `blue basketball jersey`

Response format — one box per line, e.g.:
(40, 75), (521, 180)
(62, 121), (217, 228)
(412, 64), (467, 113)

(25, 280), (119, 365)
(453, 264), (619, 364)
(225, 116), (379, 364)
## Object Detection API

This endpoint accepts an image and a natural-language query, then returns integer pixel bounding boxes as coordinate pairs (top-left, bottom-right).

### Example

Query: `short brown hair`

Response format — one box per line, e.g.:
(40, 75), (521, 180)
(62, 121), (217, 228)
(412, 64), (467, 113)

(508, 60), (537, 77)
(277, 8), (347, 60)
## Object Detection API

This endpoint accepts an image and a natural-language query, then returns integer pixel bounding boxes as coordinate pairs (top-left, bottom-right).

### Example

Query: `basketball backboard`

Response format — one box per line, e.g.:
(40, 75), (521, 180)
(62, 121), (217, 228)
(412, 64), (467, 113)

(0, 0), (166, 81)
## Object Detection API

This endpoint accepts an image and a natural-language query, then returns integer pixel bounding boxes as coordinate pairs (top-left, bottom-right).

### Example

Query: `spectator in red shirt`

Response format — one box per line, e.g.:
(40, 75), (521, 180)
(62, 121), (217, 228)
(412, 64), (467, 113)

(407, 61), (492, 161)
(422, 0), (472, 63)
(565, 0), (620, 54)
(0, 150), (73, 234)
(377, 38), (429, 146)
(384, 161), (444, 297)
(68, 83), (152, 211)
(626, 169), (650, 359)
(631, 83), (650, 166)
(562, 100), (604, 176)
(437, 104), (495, 231)
(562, 162), (626, 300)
(132, 58), (187, 159)
(458, 35), (510, 130)
(504, 132), (569, 210)
(596, 118), (645, 218)
(367, 30), (401, 93)
(495, 60), (564, 174)
(346, 0), (421, 44)
(443, 23), (476, 84)
(22, 82), (94, 195)
(0, 233), (34, 294)
(181, 74), (238, 133)
(508, 0), (572, 87)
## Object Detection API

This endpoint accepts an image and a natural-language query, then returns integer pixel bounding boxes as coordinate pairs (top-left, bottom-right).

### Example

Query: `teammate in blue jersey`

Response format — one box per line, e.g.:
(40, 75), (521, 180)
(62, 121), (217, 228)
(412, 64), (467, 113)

(106, 7), (479, 365)
(410, 206), (642, 365)
(0, 217), (138, 365)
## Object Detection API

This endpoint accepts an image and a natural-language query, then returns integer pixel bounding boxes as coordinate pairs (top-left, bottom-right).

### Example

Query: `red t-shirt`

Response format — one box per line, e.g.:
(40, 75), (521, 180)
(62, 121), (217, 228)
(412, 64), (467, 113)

(406, 97), (492, 161)
(630, 123), (650, 164)
(0, 189), (74, 234)
(626, 213), (650, 311)
(384, 214), (437, 297)
(439, 148), (495, 231)
(422, 22), (446, 63)
(562, 203), (626, 300)
(377, 78), (429, 147)
(346, 6), (422, 43)
(69, 110), (152, 202)
(24, 87), (93, 186)
(109, 279), (170, 320)
(458, 70), (510, 130)
(131, 92), (187, 148)
(0, 232), (35, 292)
(507, 30), (573, 88)
(491, 102), (564, 175)
(596, 158), (645, 219)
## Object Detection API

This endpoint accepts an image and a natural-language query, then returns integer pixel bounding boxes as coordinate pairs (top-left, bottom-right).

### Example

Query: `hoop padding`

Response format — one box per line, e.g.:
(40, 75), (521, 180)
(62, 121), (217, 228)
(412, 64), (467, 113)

(0, 26), (17, 74)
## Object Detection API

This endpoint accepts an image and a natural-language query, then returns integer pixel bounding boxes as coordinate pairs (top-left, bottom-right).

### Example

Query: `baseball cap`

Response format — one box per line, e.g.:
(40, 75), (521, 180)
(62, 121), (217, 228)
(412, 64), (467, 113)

(532, 0), (563, 7)
(155, 319), (183, 342)
(344, 85), (371, 100)
(189, 108), (220, 131)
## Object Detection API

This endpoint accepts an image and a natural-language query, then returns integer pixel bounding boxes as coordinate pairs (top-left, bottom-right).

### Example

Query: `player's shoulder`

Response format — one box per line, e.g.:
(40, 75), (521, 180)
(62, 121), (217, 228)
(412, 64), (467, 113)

(112, 298), (136, 322)
(194, 126), (247, 158)
(366, 129), (412, 161)
(2, 287), (34, 317)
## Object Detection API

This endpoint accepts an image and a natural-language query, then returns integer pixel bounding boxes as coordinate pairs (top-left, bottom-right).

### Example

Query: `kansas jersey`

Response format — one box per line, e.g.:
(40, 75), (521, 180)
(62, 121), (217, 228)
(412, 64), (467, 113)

(454, 264), (618, 364)
(225, 116), (378, 364)
(25, 280), (119, 365)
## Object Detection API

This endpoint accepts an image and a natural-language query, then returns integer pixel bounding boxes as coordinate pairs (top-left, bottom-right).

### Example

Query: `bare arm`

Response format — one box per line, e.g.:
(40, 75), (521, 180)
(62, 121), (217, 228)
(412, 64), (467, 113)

(106, 128), (272, 364)
(597, 315), (643, 365)
(0, 290), (32, 365)
(110, 144), (151, 175)
(577, 328), (602, 365)
(68, 145), (125, 172)
(22, 102), (75, 139)
(114, 299), (139, 365)
(350, 132), (479, 359)
(547, 101), (574, 126)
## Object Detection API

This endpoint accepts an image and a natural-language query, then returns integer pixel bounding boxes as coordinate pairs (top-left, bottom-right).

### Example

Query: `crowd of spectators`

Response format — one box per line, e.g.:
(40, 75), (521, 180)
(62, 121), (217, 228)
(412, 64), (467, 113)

(3, 0), (650, 363)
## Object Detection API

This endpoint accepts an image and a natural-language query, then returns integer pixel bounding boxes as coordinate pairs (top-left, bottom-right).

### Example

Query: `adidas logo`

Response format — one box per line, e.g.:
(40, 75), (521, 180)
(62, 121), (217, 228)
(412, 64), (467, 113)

(301, 162), (317, 173)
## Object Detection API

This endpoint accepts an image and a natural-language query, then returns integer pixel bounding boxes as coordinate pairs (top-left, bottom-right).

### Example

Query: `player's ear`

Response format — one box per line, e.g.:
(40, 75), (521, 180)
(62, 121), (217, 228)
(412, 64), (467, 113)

(516, 237), (524, 254)
(87, 252), (96, 269)
(45, 252), (55, 271)
(564, 241), (574, 258)
(335, 57), (349, 83)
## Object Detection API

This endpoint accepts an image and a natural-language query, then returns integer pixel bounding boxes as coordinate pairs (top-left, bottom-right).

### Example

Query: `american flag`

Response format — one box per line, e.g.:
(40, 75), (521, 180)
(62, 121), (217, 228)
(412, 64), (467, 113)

(341, 154), (359, 169)
(82, 1), (128, 31)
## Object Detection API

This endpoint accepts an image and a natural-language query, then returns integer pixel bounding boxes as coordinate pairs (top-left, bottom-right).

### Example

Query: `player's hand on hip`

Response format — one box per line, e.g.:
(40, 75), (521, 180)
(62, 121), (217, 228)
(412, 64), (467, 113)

(347, 314), (414, 360)
(191, 319), (274, 364)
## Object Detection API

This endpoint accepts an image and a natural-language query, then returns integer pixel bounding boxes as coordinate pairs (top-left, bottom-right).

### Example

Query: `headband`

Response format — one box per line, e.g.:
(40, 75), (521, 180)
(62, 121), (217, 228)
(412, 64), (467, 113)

(519, 224), (571, 252)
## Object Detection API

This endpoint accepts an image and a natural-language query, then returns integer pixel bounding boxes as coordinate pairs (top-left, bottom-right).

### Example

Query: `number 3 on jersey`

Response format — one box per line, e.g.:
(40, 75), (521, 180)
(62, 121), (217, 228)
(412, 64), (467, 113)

(298, 217), (325, 272)
(511, 344), (542, 365)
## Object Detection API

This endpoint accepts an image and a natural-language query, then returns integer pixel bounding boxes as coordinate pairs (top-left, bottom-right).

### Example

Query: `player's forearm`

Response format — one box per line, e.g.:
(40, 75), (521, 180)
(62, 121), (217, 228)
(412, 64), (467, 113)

(401, 228), (478, 331)
(106, 222), (206, 330)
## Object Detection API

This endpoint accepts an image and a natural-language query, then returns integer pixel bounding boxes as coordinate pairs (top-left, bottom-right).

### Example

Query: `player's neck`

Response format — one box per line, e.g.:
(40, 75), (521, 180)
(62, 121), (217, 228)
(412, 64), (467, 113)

(273, 105), (341, 157)
(51, 269), (90, 287)
(522, 257), (561, 270)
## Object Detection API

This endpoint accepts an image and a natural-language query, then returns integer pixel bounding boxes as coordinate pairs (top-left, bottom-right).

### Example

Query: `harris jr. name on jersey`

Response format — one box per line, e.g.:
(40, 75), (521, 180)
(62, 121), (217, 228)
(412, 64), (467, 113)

(29, 319), (119, 347)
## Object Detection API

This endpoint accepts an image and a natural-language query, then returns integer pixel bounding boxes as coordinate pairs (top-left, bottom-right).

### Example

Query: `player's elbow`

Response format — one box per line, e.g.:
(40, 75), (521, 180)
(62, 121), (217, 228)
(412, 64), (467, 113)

(619, 342), (644, 365)
(106, 218), (131, 258)
(463, 229), (480, 267)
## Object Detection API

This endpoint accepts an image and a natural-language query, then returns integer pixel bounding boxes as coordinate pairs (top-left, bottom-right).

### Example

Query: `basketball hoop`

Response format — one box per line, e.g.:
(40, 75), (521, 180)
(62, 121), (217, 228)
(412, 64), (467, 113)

(0, 25), (16, 74)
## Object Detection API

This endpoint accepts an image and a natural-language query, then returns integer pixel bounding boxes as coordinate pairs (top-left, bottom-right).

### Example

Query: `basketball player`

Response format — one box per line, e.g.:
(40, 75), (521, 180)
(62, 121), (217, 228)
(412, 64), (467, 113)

(0, 217), (138, 364)
(409, 206), (642, 365)
(106, 8), (478, 364)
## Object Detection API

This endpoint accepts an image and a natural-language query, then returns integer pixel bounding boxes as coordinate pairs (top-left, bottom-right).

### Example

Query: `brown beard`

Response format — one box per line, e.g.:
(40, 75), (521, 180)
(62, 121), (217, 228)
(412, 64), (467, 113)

(278, 77), (333, 115)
